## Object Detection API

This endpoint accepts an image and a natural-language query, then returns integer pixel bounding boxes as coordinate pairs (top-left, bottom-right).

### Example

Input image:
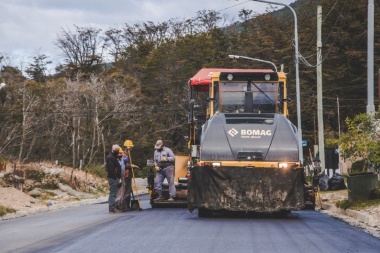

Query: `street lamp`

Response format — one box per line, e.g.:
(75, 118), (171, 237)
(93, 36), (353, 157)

(249, 0), (303, 163)
(228, 55), (278, 72)
(367, 0), (375, 115)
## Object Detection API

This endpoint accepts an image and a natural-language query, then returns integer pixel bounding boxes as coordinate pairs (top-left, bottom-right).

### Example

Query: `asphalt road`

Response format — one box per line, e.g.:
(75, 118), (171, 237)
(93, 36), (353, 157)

(0, 195), (379, 253)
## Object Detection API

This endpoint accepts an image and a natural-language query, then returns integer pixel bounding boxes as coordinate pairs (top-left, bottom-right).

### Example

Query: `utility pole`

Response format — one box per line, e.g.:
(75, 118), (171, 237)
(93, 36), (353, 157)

(367, 0), (375, 115)
(378, 68), (380, 104)
(337, 97), (341, 138)
(317, 5), (325, 172)
(337, 96), (341, 173)
(249, 0), (303, 163)
(378, 68), (380, 103)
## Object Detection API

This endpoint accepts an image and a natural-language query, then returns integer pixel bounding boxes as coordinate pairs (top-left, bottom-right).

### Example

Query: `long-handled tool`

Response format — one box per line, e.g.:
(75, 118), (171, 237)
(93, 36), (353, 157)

(124, 139), (142, 211)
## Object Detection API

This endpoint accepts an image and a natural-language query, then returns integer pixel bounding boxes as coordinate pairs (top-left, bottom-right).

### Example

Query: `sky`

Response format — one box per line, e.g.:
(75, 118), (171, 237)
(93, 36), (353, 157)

(0, 0), (294, 71)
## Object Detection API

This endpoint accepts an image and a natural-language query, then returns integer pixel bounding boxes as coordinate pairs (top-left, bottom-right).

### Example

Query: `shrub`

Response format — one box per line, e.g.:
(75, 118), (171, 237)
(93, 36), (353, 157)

(336, 199), (351, 210)
(85, 164), (107, 179)
(41, 182), (59, 190)
(325, 138), (339, 149)
(349, 160), (366, 174)
(0, 156), (7, 171)
(25, 169), (45, 182)
(0, 205), (16, 217)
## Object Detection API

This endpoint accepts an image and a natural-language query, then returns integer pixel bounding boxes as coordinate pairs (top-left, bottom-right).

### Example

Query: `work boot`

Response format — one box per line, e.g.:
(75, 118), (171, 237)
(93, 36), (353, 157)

(167, 197), (174, 202)
(109, 209), (122, 214)
(156, 196), (164, 201)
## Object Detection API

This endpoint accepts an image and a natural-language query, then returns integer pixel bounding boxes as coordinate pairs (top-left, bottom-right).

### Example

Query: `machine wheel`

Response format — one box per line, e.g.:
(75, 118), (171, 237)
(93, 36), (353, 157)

(198, 208), (212, 217)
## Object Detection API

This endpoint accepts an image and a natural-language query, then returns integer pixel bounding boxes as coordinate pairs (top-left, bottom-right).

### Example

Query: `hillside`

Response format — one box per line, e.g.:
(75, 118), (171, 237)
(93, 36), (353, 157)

(1, 0), (379, 166)
(0, 162), (108, 219)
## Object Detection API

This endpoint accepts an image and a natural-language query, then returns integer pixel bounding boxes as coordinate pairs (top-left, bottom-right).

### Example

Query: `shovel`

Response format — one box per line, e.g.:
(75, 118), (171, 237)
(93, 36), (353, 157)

(125, 140), (142, 211)
(130, 190), (140, 210)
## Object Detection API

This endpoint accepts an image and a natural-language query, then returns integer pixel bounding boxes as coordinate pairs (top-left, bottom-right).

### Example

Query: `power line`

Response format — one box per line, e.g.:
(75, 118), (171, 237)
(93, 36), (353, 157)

(216, 0), (250, 13)
(323, 0), (341, 22)
(321, 0), (351, 55)
(324, 84), (368, 92)
(302, 0), (341, 54)
(324, 97), (368, 101)
(299, 0), (352, 67)
(324, 104), (366, 108)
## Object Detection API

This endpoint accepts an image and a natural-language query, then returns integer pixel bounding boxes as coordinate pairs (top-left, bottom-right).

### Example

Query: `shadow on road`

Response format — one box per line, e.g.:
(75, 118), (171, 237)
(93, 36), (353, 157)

(200, 210), (315, 219)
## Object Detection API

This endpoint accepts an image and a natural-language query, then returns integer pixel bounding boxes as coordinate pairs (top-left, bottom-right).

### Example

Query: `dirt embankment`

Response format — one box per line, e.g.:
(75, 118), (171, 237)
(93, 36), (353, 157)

(0, 162), (108, 219)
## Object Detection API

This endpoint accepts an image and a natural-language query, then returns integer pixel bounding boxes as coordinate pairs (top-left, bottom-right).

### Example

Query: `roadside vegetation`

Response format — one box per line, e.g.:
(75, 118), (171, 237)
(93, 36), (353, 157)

(84, 164), (107, 179)
(0, 205), (16, 217)
(0, 0), (379, 170)
(340, 113), (380, 173)
(0, 163), (108, 200)
(336, 199), (380, 211)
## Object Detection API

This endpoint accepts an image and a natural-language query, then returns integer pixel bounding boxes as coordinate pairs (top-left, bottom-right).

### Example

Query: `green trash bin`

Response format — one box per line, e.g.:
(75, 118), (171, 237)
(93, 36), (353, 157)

(347, 172), (378, 202)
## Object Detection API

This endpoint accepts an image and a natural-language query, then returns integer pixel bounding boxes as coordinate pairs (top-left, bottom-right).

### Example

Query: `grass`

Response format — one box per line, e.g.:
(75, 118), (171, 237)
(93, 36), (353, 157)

(85, 164), (107, 179)
(0, 205), (16, 217)
(31, 191), (58, 200)
(336, 198), (380, 210)
(95, 186), (107, 195)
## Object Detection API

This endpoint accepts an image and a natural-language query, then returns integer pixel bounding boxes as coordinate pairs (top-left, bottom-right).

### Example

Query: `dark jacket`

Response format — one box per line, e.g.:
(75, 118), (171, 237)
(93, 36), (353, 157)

(106, 151), (122, 179)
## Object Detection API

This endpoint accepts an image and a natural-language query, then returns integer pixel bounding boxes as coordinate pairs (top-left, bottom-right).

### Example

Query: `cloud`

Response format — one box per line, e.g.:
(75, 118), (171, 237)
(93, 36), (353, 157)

(0, 0), (292, 68)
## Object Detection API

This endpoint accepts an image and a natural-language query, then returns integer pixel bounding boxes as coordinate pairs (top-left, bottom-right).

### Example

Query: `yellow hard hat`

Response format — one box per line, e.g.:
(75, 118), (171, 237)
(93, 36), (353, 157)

(118, 147), (123, 154)
(124, 140), (134, 149)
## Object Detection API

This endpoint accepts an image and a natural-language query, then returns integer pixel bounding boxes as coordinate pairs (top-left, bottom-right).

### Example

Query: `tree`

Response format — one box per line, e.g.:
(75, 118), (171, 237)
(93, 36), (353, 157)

(18, 80), (42, 162)
(25, 54), (52, 83)
(104, 28), (124, 62)
(339, 113), (380, 173)
(0, 66), (25, 156)
(55, 26), (104, 77)
(194, 10), (222, 34)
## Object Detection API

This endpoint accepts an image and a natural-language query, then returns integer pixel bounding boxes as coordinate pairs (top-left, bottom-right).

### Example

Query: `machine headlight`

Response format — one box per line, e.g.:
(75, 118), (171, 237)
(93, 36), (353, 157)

(279, 162), (299, 169)
(212, 162), (221, 167)
(279, 163), (289, 169)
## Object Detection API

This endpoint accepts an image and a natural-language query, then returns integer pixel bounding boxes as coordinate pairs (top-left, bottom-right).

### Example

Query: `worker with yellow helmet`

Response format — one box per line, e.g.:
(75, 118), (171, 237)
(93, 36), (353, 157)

(116, 147), (132, 211)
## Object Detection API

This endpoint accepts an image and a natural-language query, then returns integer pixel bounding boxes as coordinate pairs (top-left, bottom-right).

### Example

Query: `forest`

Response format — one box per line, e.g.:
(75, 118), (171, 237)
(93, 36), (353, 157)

(0, 0), (379, 169)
